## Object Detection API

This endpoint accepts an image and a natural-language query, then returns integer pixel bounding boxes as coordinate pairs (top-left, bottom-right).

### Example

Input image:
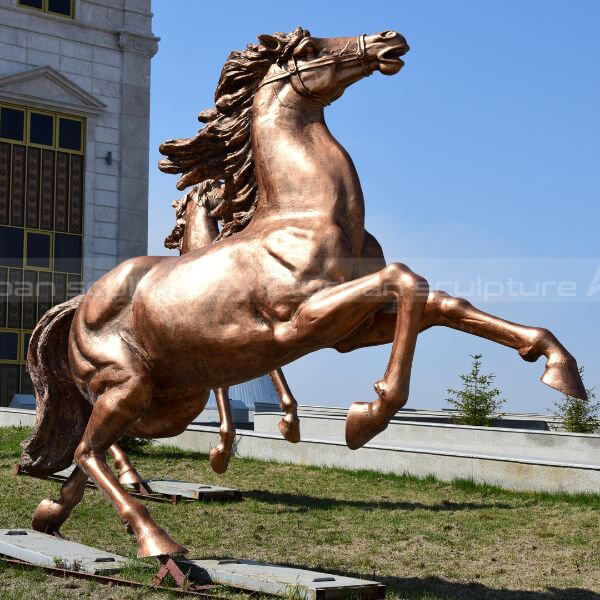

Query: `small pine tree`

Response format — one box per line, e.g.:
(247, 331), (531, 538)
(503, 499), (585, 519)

(446, 354), (505, 426)
(554, 367), (599, 433)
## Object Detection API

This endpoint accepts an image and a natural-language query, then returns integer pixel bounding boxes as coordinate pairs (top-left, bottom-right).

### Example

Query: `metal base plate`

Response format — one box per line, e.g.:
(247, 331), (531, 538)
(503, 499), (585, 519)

(50, 466), (240, 501)
(177, 559), (386, 600)
(0, 529), (128, 575)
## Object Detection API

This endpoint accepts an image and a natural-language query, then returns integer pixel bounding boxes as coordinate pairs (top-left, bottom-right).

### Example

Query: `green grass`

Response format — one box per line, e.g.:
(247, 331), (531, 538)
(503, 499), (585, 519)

(1, 426), (600, 599)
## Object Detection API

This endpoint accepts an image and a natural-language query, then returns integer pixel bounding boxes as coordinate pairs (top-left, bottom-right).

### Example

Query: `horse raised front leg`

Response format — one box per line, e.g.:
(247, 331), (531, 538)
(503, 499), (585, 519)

(74, 363), (186, 559)
(335, 290), (586, 401)
(32, 465), (88, 537)
(269, 369), (301, 443)
(209, 387), (236, 474)
(293, 262), (429, 450)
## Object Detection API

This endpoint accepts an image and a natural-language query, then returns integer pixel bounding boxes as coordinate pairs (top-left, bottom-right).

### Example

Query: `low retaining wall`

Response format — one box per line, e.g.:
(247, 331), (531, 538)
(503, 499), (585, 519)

(2, 406), (599, 494)
(155, 424), (600, 494)
(254, 410), (600, 466)
(0, 407), (36, 428)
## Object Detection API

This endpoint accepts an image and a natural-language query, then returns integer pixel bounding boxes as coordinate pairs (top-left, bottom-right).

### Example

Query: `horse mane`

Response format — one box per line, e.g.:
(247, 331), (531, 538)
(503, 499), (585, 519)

(159, 27), (310, 240)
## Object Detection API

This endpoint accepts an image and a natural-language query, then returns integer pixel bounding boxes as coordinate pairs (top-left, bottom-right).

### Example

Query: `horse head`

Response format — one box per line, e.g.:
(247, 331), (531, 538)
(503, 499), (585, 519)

(159, 28), (410, 239)
(258, 30), (410, 106)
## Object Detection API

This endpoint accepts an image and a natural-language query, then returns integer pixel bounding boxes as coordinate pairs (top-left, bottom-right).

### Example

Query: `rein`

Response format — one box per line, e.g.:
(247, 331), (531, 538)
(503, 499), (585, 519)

(257, 34), (371, 106)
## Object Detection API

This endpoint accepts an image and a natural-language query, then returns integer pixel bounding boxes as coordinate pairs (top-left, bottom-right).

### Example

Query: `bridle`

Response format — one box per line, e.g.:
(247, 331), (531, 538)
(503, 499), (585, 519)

(257, 34), (371, 106)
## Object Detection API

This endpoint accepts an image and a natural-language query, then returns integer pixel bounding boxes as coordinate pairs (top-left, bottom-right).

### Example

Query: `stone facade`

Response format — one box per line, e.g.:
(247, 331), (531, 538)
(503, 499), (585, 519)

(0, 0), (158, 284)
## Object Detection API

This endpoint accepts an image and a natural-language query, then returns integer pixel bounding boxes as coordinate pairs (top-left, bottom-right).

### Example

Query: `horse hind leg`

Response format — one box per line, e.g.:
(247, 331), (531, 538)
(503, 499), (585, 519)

(269, 369), (300, 443)
(336, 290), (586, 401)
(75, 365), (186, 558)
(209, 387), (236, 474)
(32, 465), (88, 537)
(108, 443), (146, 487)
(422, 291), (586, 400)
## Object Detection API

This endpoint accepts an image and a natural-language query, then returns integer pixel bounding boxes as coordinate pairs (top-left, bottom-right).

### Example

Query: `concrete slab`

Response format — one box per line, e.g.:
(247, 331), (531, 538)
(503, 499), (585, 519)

(51, 464), (78, 480)
(138, 480), (240, 501)
(177, 559), (385, 600)
(49, 467), (240, 501)
(0, 529), (127, 575)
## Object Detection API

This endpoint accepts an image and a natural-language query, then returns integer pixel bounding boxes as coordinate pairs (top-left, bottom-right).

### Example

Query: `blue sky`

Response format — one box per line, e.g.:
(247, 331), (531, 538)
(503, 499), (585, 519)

(147, 1), (599, 413)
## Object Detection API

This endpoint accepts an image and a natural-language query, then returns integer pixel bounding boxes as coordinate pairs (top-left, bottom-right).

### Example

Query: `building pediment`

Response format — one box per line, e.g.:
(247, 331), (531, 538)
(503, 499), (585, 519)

(0, 66), (106, 115)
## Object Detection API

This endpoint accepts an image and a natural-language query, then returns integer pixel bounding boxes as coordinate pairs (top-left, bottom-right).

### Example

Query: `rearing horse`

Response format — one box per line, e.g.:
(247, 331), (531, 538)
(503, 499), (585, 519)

(20, 28), (586, 560)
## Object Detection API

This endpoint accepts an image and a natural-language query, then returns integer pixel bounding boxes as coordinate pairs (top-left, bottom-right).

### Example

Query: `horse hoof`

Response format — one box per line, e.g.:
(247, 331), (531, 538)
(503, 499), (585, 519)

(345, 402), (386, 450)
(279, 417), (300, 443)
(209, 447), (231, 475)
(32, 498), (65, 536)
(541, 356), (587, 400)
(137, 527), (187, 558)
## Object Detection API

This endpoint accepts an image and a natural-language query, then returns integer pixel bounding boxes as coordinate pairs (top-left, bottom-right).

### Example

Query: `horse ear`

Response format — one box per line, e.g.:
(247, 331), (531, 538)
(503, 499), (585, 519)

(258, 34), (279, 50)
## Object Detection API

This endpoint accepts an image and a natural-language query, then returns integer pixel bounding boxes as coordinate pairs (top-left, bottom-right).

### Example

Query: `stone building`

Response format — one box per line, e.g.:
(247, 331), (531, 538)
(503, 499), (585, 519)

(0, 0), (159, 406)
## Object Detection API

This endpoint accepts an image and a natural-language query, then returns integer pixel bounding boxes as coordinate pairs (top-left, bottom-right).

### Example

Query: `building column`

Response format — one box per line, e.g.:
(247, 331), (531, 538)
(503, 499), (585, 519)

(116, 27), (158, 262)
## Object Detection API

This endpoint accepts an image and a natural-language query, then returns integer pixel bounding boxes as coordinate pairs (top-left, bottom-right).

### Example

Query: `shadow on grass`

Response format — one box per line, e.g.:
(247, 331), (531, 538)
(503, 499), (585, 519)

(243, 489), (512, 512)
(189, 557), (599, 600)
(378, 574), (600, 600)
(284, 563), (600, 600)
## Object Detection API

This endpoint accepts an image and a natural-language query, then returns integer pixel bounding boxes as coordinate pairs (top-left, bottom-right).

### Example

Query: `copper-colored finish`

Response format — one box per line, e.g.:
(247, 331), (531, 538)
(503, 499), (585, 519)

(210, 387), (236, 475)
(167, 182), (301, 472)
(20, 28), (586, 559)
(31, 465), (87, 537)
(108, 443), (150, 494)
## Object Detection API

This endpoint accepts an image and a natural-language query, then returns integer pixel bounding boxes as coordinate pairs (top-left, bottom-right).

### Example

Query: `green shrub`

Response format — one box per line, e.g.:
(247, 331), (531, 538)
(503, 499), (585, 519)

(117, 436), (153, 454)
(554, 367), (598, 433)
(446, 354), (505, 426)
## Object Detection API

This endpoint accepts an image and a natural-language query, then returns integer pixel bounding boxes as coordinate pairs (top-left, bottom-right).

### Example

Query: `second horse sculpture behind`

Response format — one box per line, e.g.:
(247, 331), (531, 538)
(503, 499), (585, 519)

(20, 27), (586, 560)
(165, 180), (301, 473)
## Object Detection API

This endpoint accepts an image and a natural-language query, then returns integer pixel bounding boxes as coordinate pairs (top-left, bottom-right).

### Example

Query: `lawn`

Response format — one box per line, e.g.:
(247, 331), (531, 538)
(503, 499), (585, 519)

(1, 426), (599, 600)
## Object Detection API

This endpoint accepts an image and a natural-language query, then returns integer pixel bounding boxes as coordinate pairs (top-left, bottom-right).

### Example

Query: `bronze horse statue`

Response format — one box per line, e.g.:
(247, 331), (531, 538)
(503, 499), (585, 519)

(19, 28), (586, 560)
(166, 180), (302, 473)
(88, 183), (303, 493)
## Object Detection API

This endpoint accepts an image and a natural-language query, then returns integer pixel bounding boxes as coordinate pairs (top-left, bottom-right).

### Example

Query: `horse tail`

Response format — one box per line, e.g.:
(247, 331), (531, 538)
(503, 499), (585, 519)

(19, 295), (92, 478)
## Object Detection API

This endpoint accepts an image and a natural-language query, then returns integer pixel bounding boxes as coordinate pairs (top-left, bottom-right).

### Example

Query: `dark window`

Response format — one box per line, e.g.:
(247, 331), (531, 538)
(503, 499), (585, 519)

(30, 113), (54, 147)
(47, 0), (72, 16)
(26, 233), (51, 269)
(22, 333), (31, 362)
(18, 0), (43, 9)
(0, 227), (24, 268)
(21, 366), (34, 396)
(0, 331), (18, 361)
(0, 108), (25, 141)
(54, 233), (81, 274)
(58, 118), (81, 151)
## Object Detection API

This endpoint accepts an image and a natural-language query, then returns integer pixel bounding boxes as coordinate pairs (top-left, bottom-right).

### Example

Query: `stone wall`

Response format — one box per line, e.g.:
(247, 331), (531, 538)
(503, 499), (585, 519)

(0, 0), (158, 285)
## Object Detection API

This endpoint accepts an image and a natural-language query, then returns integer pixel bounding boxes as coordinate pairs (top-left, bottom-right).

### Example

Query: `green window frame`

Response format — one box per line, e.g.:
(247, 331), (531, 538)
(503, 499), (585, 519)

(17, 0), (75, 19)
(0, 329), (21, 365)
(0, 101), (84, 408)
(0, 104), (85, 154)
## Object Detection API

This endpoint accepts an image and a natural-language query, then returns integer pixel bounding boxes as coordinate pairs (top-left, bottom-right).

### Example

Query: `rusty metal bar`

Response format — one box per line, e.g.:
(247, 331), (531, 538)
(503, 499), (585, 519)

(152, 555), (215, 592)
(0, 556), (221, 597)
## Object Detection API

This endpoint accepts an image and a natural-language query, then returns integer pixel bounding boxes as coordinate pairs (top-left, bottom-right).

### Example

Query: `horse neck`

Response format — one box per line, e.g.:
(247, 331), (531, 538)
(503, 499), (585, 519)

(180, 201), (219, 254)
(250, 86), (365, 229)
